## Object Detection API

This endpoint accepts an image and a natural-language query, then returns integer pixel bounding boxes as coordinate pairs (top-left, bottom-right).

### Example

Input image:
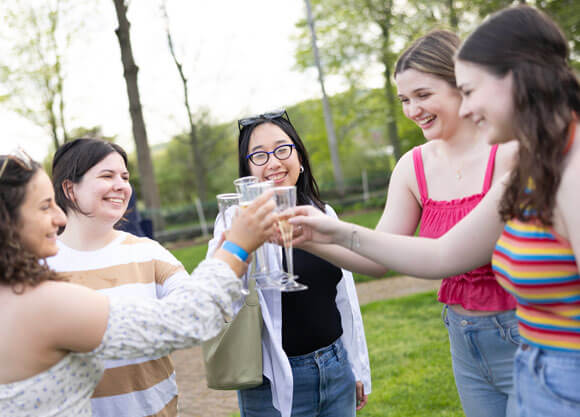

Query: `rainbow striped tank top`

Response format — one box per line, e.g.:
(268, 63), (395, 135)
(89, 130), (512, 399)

(492, 219), (580, 351)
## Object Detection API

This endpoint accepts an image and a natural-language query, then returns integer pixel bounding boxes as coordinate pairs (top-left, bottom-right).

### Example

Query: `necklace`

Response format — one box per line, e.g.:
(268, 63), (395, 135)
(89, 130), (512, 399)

(455, 162), (465, 180)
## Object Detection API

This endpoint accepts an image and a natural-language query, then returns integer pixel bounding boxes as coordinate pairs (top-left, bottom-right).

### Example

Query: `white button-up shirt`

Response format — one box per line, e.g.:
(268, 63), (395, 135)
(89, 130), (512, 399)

(206, 204), (371, 417)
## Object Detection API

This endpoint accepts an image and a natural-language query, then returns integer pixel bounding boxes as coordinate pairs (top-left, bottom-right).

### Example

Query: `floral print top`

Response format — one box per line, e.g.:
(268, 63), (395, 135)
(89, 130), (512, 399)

(0, 259), (241, 416)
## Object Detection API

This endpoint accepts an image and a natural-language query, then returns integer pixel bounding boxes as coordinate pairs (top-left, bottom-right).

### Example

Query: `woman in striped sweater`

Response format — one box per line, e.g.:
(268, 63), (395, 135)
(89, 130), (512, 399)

(289, 5), (580, 417)
(45, 138), (276, 417)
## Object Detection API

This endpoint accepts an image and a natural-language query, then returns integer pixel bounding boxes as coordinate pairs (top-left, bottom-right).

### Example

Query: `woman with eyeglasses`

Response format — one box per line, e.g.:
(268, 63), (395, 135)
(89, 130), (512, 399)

(0, 149), (277, 416)
(207, 110), (371, 417)
(290, 5), (580, 417)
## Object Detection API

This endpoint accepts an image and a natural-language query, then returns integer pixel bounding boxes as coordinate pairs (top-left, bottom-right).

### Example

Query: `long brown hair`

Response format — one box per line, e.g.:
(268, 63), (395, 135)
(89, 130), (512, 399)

(395, 29), (460, 88)
(457, 5), (580, 225)
(0, 156), (60, 292)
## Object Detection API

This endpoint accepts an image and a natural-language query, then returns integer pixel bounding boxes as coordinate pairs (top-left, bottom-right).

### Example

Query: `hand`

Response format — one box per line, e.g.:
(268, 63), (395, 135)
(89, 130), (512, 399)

(227, 191), (276, 253)
(287, 205), (343, 245)
(356, 381), (368, 411)
(270, 210), (305, 248)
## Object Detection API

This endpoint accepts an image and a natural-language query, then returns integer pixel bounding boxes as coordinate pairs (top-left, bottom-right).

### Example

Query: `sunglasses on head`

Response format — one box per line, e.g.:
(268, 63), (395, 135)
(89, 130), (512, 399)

(237, 109), (291, 132)
(0, 147), (33, 179)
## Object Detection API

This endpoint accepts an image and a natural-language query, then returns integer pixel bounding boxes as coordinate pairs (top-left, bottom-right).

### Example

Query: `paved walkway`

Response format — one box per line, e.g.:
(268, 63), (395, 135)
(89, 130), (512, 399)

(172, 276), (441, 417)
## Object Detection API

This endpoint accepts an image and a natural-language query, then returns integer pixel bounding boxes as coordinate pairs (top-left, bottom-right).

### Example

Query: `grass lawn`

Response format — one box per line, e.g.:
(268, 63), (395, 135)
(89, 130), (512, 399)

(169, 208), (385, 283)
(357, 291), (462, 416)
(228, 291), (462, 417)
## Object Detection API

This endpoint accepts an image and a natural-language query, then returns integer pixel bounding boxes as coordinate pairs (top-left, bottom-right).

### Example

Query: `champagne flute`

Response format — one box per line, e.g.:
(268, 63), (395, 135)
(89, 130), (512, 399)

(216, 193), (249, 296)
(273, 186), (308, 292)
(216, 193), (240, 230)
(233, 176), (258, 208)
(245, 181), (285, 290)
(233, 177), (282, 290)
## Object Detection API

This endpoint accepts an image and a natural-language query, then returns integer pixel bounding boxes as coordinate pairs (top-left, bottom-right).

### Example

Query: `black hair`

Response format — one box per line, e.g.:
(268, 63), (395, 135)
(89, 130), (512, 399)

(238, 115), (325, 210)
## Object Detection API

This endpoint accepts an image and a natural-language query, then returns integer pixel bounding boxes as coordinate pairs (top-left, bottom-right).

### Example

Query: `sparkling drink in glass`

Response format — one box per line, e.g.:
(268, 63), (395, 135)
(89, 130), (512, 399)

(273, 186), (307, 292)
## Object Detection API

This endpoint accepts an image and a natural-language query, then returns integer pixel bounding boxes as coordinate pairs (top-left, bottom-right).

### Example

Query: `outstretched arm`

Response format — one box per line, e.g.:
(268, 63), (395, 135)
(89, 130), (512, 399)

(295, 150), (423, 277)
(291, 173), (508, 279)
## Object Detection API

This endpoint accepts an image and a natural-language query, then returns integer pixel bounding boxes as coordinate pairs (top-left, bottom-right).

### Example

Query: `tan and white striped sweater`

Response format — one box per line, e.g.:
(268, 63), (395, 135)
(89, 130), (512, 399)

(47, 232), (188, 417)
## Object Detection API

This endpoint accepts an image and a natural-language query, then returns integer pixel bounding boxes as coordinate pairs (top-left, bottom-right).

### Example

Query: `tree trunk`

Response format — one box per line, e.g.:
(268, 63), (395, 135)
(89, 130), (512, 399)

(375, 3), (401, 162)
(112, 0), (164, 231)
(448, 0), (458, 29)
(162, 4), (207, 202)
(304, 0), (345, 196)
(383, 59), (401, 161)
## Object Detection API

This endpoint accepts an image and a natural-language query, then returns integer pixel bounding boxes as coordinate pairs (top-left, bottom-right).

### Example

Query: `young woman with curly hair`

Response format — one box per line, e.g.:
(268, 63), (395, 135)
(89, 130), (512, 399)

(0, 150), (277, 416)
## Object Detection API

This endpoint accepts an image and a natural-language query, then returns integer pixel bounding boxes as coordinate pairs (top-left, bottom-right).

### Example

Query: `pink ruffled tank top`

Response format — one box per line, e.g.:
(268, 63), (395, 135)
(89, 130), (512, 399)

(413, 145), (516, 311)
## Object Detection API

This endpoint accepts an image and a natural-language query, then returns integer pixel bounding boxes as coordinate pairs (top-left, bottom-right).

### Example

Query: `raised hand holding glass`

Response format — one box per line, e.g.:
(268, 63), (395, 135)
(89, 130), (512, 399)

(273, 186), (308, 292)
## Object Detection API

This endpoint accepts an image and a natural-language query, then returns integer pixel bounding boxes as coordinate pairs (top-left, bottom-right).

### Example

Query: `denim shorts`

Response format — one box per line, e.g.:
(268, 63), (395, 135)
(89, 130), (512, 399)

(237, 338), (356, 417)
(514, 344), (580, 417)
(442, 306), (519, 417)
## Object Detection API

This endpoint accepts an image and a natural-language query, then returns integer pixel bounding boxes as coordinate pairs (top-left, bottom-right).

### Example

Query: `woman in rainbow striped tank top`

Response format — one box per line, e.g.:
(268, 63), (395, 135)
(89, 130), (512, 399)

(288, 5), (580, 417)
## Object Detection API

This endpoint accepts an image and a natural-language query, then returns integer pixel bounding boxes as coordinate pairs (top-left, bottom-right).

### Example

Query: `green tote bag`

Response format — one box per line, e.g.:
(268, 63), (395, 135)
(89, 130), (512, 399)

(202, 277), (263, 390)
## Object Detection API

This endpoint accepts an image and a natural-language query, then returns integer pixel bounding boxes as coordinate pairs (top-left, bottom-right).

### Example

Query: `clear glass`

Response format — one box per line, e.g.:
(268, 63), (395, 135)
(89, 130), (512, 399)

(245, 181), (284, 290)
(273, 186), (308, 292)
(233, 176), (258, 206)
(233, 177), (282, 290)
(215, 193), (249, 295)
(216, 193), (240, 230)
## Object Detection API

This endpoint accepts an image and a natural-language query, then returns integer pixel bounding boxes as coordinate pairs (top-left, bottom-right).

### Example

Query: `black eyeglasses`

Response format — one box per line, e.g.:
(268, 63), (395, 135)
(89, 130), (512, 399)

(246, 144), (296, 166)
(0, 147), (33, 179)
(237, 109), (291, 132)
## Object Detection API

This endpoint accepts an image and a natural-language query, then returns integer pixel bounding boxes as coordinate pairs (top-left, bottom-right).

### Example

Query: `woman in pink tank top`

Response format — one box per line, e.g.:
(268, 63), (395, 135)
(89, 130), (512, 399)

(293, 30), (518, 417)
(291, 7), (580, 417)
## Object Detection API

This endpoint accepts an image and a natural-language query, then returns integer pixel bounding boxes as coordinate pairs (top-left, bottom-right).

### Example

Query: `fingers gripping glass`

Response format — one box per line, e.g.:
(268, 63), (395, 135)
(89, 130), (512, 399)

(247, 144), (296, 166)
(237, 109), (290, 132)
(0, 147), (33, 179)
(233, 177), (283, 290)
(273, 186), (307, 292)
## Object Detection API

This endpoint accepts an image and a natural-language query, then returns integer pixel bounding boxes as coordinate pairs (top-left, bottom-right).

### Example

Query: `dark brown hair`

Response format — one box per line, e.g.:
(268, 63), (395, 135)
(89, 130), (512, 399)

(395, 29), (460, 87)
(0, 156), (60, 291)
(457, 5), (580, 224)
(238, 114), (325, 210)
(52, 138), (128, 215)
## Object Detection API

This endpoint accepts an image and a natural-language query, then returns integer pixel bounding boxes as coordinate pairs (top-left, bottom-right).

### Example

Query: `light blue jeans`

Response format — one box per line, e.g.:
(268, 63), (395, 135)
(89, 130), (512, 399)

(443, 306), (519, 417)
(237, 338), (356, 417)
(514, 344), (580, 417)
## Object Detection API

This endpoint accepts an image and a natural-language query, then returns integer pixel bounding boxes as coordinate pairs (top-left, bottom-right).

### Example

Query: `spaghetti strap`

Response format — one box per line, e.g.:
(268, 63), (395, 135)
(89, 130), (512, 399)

(482, 145), (499, 193)
(412, 147), (429, 203)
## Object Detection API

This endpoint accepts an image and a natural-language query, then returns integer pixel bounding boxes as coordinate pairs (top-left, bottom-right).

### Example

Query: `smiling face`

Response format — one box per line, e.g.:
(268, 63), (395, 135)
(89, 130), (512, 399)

(396, 68), (462, 141)
(247, 122), (301, 187)
(455, 60), (515, 145)
(17, 170), (67, 258)
(68, 152), (131, 225)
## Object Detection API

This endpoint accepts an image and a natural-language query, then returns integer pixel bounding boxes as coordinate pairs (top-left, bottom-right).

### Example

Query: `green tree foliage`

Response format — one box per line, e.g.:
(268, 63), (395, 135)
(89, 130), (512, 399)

(151, 114), (236, 207)
(0, 0), (86, 149)
(536, 0), (580, 70)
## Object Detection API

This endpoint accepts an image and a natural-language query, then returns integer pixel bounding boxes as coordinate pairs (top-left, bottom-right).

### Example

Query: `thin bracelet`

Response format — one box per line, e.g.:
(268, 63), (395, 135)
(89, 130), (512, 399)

(222, 240), (249, 262)
(350, 226), (361, 251)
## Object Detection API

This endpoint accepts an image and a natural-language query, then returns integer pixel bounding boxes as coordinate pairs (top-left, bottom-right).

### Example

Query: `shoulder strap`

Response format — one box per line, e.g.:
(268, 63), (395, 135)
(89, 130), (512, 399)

(412, 146), (428, 202)
(482, 144), (499, 193)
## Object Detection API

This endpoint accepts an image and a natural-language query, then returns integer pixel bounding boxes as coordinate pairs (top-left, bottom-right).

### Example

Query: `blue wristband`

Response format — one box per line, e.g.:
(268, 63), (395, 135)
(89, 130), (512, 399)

(222, 240), (249, 262)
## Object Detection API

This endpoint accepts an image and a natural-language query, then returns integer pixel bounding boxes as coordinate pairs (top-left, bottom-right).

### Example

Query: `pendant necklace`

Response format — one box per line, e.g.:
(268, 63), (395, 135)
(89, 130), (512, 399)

(455, 162), (464, 180)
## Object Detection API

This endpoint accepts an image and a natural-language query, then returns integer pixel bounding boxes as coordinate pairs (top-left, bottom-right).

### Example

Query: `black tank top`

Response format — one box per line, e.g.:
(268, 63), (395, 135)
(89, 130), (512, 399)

(281, 248), (343, 356)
